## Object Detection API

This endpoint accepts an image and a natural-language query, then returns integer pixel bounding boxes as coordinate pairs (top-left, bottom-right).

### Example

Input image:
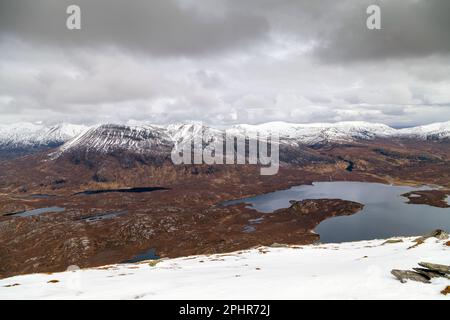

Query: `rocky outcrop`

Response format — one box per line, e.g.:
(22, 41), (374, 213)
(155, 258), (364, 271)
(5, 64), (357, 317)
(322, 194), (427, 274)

(391, 270), (431, 284)
(418, 262), (450, 275)
(391, 231), (450, 284)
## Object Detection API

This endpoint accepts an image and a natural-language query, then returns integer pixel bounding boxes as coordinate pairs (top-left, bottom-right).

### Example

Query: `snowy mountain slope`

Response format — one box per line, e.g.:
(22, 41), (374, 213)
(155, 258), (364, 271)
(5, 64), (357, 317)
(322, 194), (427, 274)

(232, 121), (398, 145)
(53, 124), (172, 156)
(0, 122), (88, 148)
(1, 120), (449, 158)
(0, 236), (448, 300)
(398, 121), (450, 140)
(164, 122), (224, 147)
(41, 120), (450, 158)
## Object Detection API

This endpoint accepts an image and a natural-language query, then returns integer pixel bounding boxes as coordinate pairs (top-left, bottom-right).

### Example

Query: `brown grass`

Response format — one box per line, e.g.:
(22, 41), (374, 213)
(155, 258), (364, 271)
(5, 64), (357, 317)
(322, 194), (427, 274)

(78, 181), (129, 192)
(441, 286), (450, 296)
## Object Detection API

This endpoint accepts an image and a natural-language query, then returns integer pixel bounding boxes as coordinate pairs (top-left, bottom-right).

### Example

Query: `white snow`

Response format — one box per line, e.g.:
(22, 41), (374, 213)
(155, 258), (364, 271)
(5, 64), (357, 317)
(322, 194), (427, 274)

(398, 121), (450, 140)
(0, 122), (89, 148)
(51, 120), (450, 156)
(49, 123), (172, 158)
(1, 237), (448, 300)
(1, 120), (450, 156)
(232, 121), (397, 145)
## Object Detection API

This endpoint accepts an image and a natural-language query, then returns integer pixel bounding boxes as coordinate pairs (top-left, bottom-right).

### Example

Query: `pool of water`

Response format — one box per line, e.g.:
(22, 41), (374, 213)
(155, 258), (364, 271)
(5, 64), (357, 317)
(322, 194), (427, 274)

(224, 182), (450, 243)
(74, 187), (168, 196)
(8, 206), (65, 218)
(243, 225), (256, 233)
(80, 211), (128, 223)
(28, 194), (56, 199)
(122, 248), (159, 263)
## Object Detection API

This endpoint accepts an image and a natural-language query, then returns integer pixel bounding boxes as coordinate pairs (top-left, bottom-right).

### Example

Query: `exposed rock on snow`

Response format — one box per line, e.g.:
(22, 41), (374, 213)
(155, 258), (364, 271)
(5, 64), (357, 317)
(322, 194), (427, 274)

(418, 262), (450, 275)
(391, 260), (450, 284)
(391, 270), (431, 284)
(413, 268), (449, 280)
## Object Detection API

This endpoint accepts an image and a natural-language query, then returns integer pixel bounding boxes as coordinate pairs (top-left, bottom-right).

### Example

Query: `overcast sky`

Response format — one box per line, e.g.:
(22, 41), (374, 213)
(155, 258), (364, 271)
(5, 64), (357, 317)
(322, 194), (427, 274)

(1, 0), (450, 127)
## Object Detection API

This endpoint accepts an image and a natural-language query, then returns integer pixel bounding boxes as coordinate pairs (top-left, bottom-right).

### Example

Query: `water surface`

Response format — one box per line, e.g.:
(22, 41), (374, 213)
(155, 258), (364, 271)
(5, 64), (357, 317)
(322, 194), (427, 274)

(29, 194), (56, 199)
(224, 182), (450, 243)
(74, 187), (168, 196)
(80, 211), (128, 223)
(9, 206), (65, 218)
(123, 248), (159, 263)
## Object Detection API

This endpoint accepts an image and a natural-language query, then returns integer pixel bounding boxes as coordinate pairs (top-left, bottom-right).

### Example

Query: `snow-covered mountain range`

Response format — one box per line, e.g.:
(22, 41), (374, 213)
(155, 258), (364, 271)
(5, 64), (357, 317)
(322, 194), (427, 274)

(1, 121), (449, 157)
(0, 122), (89, 149)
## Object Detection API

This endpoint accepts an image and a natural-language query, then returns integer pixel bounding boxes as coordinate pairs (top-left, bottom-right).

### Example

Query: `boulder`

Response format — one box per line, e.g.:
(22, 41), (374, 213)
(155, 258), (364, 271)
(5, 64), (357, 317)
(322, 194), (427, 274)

(413, 268), (449, 279)
(418, 262), (450, 274)
(391, 269), (431, 284)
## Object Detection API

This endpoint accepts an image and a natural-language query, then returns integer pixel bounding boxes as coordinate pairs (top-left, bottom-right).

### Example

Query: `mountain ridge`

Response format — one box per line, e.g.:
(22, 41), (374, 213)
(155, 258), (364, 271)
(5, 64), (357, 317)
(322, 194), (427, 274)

(1, 120), (449, 159)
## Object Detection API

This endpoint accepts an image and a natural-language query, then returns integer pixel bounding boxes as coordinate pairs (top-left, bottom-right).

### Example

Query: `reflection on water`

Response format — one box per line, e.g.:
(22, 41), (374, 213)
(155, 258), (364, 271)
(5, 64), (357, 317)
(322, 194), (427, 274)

(224, 182), (450, 243)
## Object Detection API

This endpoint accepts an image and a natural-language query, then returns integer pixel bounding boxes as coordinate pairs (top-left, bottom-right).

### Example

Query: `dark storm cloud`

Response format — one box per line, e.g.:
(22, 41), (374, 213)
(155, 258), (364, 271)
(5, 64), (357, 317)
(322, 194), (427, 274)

(0, 0), (269, 56)
(1, 0), (449, 61)
(314, 0), (450, 62)
(204, 0), (450, 62)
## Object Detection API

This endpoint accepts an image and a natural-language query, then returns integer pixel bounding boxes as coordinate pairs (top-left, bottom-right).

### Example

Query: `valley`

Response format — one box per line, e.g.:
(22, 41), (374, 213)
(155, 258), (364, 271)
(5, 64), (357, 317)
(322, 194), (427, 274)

(0, 121), (450, 279)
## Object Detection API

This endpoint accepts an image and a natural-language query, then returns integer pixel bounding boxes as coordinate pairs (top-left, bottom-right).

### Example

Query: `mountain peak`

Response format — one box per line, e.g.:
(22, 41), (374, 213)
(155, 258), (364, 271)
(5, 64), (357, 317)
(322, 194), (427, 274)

(1, 120), (449, 159)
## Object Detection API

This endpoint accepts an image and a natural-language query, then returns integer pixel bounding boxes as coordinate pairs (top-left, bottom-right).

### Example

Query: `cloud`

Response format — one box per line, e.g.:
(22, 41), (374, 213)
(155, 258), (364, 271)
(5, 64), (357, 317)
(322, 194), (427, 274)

(0, 0), (449, 127)
(313, 0), (450, 62)
(0, 0), (269, 56)
(206, 0), (450, 63)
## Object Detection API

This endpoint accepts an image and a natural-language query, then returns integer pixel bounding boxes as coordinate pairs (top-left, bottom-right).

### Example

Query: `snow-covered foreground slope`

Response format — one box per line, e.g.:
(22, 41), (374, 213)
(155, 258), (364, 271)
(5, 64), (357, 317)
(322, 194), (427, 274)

(1, 237), (448, 300)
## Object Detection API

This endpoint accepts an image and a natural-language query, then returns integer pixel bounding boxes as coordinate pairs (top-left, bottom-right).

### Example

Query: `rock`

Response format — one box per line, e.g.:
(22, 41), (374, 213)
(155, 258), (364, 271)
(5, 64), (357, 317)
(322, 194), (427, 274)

(148, 260), (160, 267)
(418, 262), (450, 274)
(66, 265), (80, 272)
(413, 268), (449, 279)
(382, 239), (403, 245)
(409, 229), (449, 249)
(427, 229), (449, 240)
(270, 243), (289, 248)
(47, 279), (59, 283)
(391, 269), (431, 284)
